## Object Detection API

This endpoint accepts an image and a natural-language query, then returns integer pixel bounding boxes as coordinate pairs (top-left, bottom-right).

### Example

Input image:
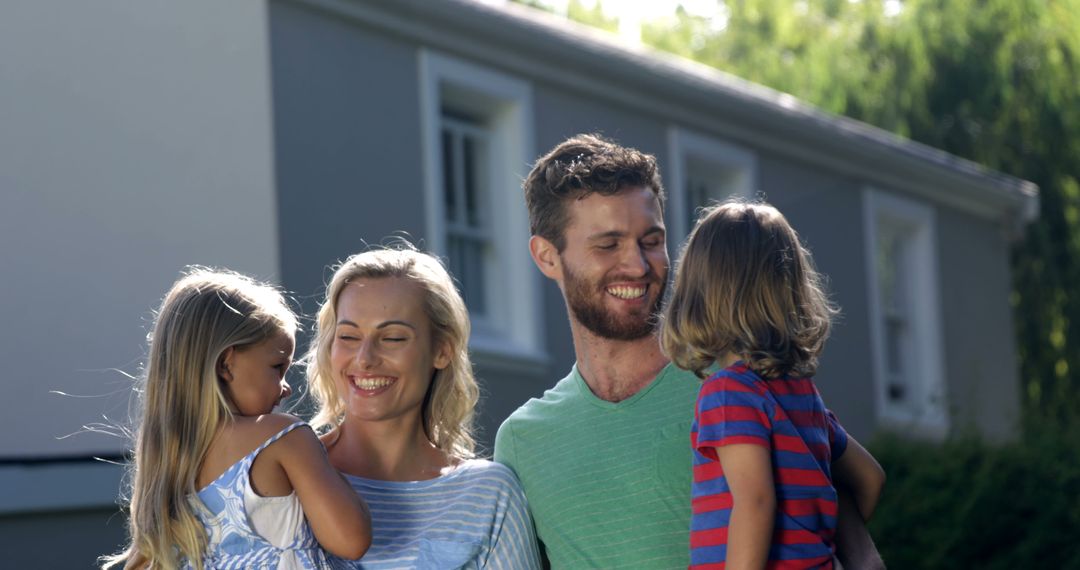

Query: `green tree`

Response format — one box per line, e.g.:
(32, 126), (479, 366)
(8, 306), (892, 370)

(515, 0), (619, 32)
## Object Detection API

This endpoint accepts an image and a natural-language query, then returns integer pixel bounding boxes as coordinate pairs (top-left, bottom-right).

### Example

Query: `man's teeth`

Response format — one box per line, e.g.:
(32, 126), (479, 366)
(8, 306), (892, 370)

(607, 285), (646, 299)
(353, 377), (394, 390)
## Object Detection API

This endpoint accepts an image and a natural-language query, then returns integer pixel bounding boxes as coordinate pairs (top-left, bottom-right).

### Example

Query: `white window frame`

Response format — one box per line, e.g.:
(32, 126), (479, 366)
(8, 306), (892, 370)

(419, 50), (545, 366)
(863, 187), (949, 438)
(667, 127), (757, 242)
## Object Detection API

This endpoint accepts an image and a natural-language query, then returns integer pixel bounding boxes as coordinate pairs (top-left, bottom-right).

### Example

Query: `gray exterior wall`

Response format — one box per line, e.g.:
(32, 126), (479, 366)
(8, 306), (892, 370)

(1, 0), (280, 460)
(266, 0), (1025, 446)
(937, 209), (1022, 440)
(2, 0), (280, 565)
(269, 0), (428, 310)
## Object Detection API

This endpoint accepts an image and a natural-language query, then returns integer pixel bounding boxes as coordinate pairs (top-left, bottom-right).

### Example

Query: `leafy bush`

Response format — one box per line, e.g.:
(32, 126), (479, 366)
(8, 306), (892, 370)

(868, 419), (1080, 569)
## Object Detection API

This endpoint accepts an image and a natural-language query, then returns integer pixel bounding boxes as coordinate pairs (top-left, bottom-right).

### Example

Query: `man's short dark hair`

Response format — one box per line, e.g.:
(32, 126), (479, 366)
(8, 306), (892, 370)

(523, 133), (665, 251)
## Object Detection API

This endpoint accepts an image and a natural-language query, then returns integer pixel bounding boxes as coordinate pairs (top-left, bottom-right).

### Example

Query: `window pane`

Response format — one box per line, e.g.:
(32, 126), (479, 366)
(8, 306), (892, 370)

(442, 128), (457, 223)
(878, 223), (913, 408)
(684, 161), (743, 235)
(877, 231), (897, 311)
(885, 315), (905, 377)
(685, 177), (709, 231)
(464, 238), (486, 316)
(447, 234), (486, 316)
(440, 112), (491, 320)
(887, 377), (906, 402)
(463, 135), (480, 227)
(447, 233), (464, 288)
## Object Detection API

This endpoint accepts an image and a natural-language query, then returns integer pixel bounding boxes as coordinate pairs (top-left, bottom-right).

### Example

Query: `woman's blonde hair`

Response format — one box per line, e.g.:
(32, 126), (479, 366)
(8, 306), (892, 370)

(661, 200), (837, 380)
(306, 246), (479, 460)
(103, 268), (296, 570)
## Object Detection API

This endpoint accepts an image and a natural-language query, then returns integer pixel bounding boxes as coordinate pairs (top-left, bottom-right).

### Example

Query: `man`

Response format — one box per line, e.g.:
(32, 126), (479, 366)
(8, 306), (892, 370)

(494, 133), (883, 569)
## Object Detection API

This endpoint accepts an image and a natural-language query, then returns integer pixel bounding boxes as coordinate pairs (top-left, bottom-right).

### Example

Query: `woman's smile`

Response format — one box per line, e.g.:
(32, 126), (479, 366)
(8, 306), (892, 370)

(349, 374), (397, 394)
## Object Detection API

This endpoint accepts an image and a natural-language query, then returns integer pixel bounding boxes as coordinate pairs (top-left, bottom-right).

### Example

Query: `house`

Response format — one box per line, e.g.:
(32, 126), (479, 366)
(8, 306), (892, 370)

(0, 0), (1036, 566)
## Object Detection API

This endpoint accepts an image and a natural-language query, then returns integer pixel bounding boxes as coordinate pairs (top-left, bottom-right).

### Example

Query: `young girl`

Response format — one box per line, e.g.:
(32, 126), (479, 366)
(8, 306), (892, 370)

(104, 268), (371, 570)
(661, 201), (885, 570)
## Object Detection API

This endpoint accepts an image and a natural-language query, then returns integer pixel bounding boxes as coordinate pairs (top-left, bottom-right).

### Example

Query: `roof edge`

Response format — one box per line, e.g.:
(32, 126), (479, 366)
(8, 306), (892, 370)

(287, 0), (1039, 228)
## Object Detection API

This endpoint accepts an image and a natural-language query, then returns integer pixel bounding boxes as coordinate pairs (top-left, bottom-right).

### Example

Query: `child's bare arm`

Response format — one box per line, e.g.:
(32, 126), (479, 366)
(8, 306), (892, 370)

(834, 489), (886, 570)
(832, 436), (885, 521)
(277, 427), (372, 560)
(716, 443), (775, 570)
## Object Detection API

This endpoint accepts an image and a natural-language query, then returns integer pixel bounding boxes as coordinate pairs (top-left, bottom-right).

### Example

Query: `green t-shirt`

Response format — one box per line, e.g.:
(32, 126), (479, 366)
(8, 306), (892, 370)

(494, 362), (700, 569)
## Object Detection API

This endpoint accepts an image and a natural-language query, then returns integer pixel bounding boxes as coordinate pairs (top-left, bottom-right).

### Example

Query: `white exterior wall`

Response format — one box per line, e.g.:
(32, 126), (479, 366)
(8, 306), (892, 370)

(0, 0), (277, 462)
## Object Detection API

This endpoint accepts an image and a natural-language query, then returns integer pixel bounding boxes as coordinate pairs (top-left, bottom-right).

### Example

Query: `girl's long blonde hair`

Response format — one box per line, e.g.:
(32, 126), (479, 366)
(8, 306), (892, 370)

(103, 268), (296, 570)
(306, 247), (479, 460)
(661, 200), (838, 380)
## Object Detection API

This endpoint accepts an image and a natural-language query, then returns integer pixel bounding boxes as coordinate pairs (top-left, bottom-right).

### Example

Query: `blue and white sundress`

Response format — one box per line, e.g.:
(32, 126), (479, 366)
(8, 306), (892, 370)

(187, 421), (332, 570)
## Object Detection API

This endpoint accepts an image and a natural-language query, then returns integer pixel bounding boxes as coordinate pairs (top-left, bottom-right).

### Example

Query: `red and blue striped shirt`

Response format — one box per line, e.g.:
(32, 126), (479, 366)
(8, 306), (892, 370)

(690, 362), (848, 569)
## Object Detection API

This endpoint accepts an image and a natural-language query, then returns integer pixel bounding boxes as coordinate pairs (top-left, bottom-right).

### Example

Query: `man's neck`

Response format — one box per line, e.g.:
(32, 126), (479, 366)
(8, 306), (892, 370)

(570, 319), (670, 402)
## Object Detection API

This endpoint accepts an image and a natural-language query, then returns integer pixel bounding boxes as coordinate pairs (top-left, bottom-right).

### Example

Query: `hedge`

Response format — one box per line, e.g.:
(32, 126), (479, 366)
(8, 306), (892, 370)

(867, 418), (1080, 569)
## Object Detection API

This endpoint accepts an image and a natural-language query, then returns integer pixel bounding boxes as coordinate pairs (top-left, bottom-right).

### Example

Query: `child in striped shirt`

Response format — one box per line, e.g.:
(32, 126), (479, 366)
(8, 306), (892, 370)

(661, 200), (886, 569)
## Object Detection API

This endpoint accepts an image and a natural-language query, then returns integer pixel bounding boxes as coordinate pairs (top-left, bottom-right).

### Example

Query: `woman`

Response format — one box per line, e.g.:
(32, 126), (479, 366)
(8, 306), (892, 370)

(305, 247), (541, 569)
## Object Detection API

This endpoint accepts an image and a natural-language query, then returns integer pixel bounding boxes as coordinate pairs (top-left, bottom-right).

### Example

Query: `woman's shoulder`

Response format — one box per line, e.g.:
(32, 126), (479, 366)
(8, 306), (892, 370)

(437, 460), (530, 517)
(455, 457), (512, 475)
(453, 459), (529, 500)
(451, 459), (526, 493)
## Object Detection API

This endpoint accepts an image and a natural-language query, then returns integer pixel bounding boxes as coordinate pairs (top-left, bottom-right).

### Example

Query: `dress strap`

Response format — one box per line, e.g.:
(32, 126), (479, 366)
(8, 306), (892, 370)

(243, 421), (309, 466)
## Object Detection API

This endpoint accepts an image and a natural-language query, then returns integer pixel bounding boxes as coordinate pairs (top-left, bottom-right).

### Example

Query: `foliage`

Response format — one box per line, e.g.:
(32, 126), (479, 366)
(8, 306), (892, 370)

(565, 0), (619, 33)
(868, 422), (1080, 569)
(517, 0), (619, 32)
(516, 0), (1080, 424)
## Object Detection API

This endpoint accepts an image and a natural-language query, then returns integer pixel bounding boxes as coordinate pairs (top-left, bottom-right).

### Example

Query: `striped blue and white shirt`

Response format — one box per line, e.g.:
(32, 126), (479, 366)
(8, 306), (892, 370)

(333, 459), (541, 569)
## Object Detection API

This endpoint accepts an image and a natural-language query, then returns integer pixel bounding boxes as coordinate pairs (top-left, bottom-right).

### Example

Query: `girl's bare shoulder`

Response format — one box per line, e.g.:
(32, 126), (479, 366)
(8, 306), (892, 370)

(223, 413), (309, 451)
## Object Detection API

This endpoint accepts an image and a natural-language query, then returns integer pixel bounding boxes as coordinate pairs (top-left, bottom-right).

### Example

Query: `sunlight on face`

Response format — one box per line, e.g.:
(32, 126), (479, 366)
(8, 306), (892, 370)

(330, 278), (450, 427)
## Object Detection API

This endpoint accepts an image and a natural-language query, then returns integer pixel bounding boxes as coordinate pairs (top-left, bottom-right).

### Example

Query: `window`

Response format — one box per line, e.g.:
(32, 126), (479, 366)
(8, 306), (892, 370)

(420, 51), (544, 365)
(440, 112), (491, 316)
(667, 128), (757, 241)
(863, 188), (948, 437)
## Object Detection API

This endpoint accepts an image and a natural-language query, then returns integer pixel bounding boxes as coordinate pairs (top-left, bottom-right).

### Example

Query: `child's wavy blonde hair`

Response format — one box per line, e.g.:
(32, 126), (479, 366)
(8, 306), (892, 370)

(306, 246), (479, 460)
(103, 268), (297, 570)
(661, 200), (837, 380)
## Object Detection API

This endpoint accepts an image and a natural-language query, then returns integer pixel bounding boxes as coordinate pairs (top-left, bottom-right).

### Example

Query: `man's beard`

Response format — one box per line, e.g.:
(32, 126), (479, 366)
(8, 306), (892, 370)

(563, 262), (665, 341)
